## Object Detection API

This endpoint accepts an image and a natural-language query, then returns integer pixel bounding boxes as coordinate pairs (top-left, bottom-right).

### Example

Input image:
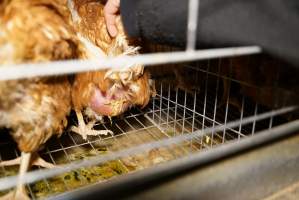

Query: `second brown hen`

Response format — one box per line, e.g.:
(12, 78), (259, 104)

(68, 0), (155, 139)
(0, 0), (80, 199)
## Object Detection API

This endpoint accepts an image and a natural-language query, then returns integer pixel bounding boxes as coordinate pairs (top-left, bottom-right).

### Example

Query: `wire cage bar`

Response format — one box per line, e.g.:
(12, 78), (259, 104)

(0, 56), (298, 199)
(0, 0), (298, 199)
(0, 46), (261, 81)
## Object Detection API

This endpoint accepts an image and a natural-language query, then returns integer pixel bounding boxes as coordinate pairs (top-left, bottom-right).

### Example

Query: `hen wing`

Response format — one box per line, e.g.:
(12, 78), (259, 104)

(0, 0), (77, 152)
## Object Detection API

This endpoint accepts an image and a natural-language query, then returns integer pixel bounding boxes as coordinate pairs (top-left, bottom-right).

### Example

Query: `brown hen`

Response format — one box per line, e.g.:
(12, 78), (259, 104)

(0, 0), (80, 199)
(68, 0), (155, 139)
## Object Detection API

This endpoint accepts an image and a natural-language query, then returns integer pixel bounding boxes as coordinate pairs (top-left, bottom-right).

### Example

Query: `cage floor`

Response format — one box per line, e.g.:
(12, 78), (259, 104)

(0, 95), (287, 199)
(0, 63), (294, 199)
(0, 106), (221, 198)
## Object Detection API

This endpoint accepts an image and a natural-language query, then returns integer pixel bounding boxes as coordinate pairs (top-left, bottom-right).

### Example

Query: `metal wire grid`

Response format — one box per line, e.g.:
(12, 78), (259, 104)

(0, 0), (297, 199)
(0, 0), (261, 81)
(0, 59), (296, 199)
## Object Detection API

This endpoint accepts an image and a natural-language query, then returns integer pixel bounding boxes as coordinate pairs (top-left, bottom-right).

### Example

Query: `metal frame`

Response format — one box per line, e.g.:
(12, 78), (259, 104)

(0, 60), (298, 199)
(0, 0), (298, 199)
(49, 120), (299, 200)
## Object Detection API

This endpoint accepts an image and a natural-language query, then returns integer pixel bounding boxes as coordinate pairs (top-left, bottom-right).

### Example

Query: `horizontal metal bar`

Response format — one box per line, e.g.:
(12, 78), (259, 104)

(0, 46), (261, 81)
(0, 105), (294, 191)
(50, 119), (299, 200)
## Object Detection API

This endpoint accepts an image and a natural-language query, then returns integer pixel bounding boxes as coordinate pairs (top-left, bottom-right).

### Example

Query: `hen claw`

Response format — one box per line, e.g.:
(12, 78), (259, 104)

(72, 110), (113, 140)
(71, 124), (112, 140)
(0, 155), (55, 169)
(0, 186), (30, 200)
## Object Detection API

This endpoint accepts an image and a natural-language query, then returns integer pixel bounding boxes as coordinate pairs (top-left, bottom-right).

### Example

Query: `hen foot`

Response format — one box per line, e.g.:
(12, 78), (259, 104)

(0, 154), (55, 169)
(0, 186), (29, 200)
(0, 152), (32, 200)
(71, 110), (113, 140)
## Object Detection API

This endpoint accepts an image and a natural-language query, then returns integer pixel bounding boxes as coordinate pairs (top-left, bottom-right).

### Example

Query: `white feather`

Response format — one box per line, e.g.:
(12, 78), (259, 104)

(67, 0), (81, 23)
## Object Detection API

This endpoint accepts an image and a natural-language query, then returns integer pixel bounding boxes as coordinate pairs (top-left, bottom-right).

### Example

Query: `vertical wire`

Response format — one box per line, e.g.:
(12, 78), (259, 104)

(268, 111), (274, 129)
(174, 88), (179, 136)
(238, 96), (245, 140)
(152, 87), (156, 120)
(191, 90), (197, 149)
(191, 63), (200, 148)
(252, 103), (258, 135)
(222, 59), (232, 144)
(201, 60), (210, 148)
(159, 83), (163, 125)
(166, 84), (171, 130)
(211, 59), (221, 147)
(187, 0), (200, 51)
(182, 91), (187, 135)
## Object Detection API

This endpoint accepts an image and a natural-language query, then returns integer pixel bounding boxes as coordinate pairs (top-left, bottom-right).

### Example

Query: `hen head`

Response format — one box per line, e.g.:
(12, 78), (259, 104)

(87, 70), (155, 118)
(70, 0), (155, 119)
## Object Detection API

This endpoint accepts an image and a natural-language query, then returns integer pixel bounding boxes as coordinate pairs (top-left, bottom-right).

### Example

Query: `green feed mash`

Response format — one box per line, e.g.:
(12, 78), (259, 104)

(0, 147), (128, 199)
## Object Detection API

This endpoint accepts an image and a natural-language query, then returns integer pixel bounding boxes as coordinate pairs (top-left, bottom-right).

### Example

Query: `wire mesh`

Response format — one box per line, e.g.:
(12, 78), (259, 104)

(0, 0), (298, 199)
(0, 58), (297, 199)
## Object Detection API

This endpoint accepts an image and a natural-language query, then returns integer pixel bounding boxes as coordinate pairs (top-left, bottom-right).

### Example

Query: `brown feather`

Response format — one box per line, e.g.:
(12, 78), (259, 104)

(0, 0), (79, 152)
(71, 0), (154, 118)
